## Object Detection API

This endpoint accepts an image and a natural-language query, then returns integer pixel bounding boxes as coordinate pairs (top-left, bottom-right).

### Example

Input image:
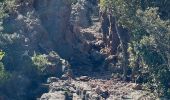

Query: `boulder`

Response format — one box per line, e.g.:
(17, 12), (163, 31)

(40, 91), (66, 100)
(47, 77), (59, 84)
(132, 84), (143, 90)
(73, 93), (82, 100)
(79, 76), (90, 82)
(61, 74), (69, 80)
(100, 90), (110, 99)
(90, 93), (100, 100)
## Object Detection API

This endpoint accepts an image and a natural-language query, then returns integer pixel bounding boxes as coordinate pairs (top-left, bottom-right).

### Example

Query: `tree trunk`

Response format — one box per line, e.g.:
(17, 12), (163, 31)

(114, 17), (130, 80)
(108, 14), (120, 55)
(100, 10), (110, 45)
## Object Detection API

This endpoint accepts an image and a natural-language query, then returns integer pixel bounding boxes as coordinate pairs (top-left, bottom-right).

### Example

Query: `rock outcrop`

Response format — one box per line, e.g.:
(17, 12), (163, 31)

(0, 0), (75, 100)
(2, 0), (75, 58)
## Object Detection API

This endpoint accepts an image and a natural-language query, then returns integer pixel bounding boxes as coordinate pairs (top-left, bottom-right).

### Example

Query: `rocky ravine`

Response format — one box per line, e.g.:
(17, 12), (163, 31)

(0, 0), (160, 100)
(38, 3), (157, 100)
(39, 73), (157, 100)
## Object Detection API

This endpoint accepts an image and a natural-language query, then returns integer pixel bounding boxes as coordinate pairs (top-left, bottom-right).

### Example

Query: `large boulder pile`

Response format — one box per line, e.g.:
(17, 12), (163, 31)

(40, 78), (102, 100)
(40, 75), (157, 100)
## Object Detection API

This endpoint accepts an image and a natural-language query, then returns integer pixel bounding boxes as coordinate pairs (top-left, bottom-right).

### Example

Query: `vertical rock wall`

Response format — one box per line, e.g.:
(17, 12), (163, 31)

(2, 0), (75, 58)
(1, 1), (74, 99)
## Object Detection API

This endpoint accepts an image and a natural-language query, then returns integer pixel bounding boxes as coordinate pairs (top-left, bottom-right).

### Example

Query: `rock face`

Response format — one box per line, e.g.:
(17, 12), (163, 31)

(2, 0), (98, 66)
(71, 0), (93, 28)
(3, 0), (74, 58)
(1, 0), (74, 100)
(1, 0), (103, 99)
(34, 0), (75, 58)
(34, 0), (71, 38)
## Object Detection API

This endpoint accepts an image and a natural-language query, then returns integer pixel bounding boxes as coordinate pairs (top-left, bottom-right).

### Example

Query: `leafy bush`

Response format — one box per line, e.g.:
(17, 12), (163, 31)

(101, 0), (170, 97)
(134, 8), (170, 96)
(0, 51), (10, 84)
(0, 62), (10, 83)
(32, 53), (52, 73)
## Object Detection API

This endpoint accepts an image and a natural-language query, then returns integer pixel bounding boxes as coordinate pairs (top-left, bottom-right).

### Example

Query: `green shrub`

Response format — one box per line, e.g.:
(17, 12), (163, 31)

(0, 51), (10, 83)
(0, 62), (10, 83)
(101, 0), (170, 96)
(31, 53), (52, 73)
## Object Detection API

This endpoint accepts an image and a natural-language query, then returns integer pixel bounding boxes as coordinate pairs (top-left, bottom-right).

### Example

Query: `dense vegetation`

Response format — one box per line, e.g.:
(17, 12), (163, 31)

(101, 0), (170, 97)
(0, 0), (169, 99)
